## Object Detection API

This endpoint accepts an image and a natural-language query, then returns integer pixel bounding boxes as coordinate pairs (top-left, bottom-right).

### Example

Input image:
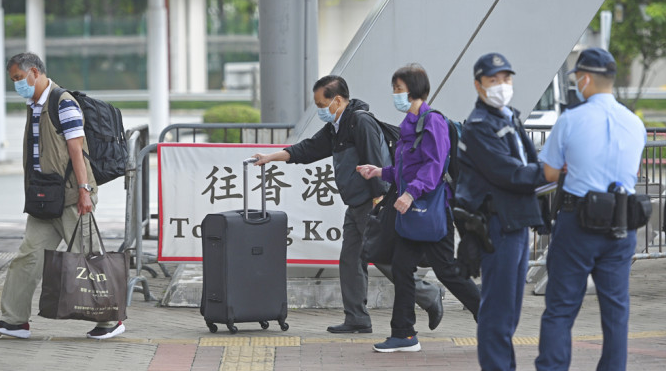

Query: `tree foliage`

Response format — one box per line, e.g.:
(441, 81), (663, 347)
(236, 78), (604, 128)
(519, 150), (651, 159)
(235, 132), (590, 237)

(592, 0), (666, 110)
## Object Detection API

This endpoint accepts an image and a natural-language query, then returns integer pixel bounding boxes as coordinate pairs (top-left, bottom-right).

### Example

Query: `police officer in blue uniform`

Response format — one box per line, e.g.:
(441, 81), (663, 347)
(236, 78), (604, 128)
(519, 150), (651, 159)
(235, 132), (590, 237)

(455, 53), (546, 370)
(535, 48), (647, 371)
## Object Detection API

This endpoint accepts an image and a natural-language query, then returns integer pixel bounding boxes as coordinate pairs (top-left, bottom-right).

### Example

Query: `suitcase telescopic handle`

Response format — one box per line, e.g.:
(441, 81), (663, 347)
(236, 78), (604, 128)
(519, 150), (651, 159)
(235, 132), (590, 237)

(242, 158), (267, 220)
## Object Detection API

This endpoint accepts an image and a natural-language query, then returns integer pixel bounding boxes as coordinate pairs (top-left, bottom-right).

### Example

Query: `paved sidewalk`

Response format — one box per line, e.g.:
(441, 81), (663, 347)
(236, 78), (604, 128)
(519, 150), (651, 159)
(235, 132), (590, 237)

(0, 226), (665, 371)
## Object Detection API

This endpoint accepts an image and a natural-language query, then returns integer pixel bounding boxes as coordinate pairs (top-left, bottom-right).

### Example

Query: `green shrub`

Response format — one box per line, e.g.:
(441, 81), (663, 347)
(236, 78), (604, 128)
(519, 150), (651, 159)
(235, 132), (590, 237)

(203, 103), (260, 143)
(5, 14), (26, 38)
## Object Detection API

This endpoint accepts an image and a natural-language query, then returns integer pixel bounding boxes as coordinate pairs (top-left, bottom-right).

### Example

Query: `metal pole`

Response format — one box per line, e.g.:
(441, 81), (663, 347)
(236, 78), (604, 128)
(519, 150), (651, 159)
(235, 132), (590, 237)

(0, 0), (7, 162)
(259, 0), (306, 123)
(303, 0), (319, 109)
(147, 0), (170, 139)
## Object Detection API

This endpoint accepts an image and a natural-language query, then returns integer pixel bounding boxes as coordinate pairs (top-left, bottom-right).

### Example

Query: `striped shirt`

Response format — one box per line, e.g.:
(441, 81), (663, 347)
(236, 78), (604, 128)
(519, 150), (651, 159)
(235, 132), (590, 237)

(27, 80), (85, 172)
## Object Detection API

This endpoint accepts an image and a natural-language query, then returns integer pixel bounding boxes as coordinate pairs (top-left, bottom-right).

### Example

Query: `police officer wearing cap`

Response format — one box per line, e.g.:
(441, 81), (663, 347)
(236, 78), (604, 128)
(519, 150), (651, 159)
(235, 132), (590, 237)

(535, 48), (647, 371)
(455, 52), (546, 370)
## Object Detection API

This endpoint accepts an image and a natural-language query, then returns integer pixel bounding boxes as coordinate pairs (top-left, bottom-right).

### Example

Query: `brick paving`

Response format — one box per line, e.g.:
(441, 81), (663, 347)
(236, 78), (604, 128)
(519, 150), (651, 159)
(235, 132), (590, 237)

(0, 231), (665, 370)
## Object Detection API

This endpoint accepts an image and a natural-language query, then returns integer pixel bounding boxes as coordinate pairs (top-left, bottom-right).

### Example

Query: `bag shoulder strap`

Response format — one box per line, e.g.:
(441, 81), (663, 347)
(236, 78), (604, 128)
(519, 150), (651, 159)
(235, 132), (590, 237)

(47, 88), (93, 166)
(411, 109), (444, 152)
(47, 87), (70, 134)
(352, 110), (382, 133)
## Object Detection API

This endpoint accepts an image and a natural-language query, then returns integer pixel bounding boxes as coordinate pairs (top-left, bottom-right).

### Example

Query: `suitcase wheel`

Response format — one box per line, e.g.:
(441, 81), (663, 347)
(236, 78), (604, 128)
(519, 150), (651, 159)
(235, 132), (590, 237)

(260, 321), (269, 330)
(280, 322), (289, 331)
(227, 324), (238, 334)
(206, 322), (218, 333)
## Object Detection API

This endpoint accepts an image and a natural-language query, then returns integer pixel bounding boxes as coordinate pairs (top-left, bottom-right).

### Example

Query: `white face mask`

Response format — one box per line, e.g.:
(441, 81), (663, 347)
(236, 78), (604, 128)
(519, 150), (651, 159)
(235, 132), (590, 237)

(482, 83), (513, 108)
(575, 75), (589, 102)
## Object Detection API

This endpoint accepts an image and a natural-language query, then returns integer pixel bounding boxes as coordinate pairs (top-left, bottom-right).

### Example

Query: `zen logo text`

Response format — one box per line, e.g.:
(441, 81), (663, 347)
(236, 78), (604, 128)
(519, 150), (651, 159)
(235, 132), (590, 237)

(76, 267), (108, 282)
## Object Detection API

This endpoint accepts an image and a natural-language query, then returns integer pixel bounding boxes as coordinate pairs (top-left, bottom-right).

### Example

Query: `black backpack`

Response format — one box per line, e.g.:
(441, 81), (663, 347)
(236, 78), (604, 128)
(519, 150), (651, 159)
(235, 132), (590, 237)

(354, 110), (401, 164)
(411, 109), (463, 189)
(48, 88), (128, 185)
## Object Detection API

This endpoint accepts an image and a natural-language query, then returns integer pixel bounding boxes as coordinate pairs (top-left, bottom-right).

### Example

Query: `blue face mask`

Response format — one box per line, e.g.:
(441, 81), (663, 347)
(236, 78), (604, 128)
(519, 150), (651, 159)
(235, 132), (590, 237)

(393, 92), (411, 112)
(575, 75), (588, 102)
(317, 98), (338, 123)
(14, 72), (36, 99)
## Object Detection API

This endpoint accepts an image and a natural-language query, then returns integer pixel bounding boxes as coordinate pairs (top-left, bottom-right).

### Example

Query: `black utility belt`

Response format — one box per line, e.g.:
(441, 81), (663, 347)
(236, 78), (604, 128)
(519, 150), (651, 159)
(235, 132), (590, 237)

(564, 191), (652, 238)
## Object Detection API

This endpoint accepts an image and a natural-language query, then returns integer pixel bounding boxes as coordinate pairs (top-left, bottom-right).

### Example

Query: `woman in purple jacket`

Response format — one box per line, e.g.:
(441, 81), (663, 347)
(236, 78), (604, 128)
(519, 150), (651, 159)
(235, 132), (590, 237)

(358, 64), (480, 352)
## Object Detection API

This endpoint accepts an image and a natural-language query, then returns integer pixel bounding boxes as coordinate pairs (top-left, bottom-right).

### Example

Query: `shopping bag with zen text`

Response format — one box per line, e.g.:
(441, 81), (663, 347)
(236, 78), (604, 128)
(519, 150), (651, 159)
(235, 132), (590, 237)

(39, 214), (129, 322)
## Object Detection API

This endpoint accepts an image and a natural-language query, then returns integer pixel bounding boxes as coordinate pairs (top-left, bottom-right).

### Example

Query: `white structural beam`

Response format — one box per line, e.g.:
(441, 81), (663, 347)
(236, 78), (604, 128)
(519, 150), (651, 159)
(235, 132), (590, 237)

(26, 0), (45, 60)
(0, 0), (7, 161)
(294, 0), (606, 140)
(148, 0), (170, 137)
(169, 0), (188, 93)
(187, 0), (207, 92)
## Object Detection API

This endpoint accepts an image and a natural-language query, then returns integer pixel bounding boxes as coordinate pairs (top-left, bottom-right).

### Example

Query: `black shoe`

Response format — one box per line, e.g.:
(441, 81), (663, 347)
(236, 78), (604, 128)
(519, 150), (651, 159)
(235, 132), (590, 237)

(427, 290), (444, 330)
(327, 323), (372, 333)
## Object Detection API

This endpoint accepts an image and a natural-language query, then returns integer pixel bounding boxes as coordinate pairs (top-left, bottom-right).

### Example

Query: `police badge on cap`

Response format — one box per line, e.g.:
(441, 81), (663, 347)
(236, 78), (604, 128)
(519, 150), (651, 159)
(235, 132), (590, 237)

(474, 52), (515, 79)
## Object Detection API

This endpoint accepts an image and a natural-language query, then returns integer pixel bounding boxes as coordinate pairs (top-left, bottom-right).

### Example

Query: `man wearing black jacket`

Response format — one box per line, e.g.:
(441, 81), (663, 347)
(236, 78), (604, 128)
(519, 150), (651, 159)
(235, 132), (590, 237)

(254, 75), (443, 333)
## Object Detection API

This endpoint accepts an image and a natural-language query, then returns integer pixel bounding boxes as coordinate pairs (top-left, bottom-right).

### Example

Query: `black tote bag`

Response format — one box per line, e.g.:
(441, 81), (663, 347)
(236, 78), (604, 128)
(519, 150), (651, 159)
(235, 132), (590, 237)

(362, 185), (399, 265)
(39, 214), (129, 322)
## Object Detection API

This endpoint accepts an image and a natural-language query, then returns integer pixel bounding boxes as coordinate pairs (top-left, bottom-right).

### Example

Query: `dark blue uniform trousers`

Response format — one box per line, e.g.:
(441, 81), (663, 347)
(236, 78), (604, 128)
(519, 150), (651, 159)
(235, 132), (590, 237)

(535, 210), (636, 371)
(477, 215), (530, 371)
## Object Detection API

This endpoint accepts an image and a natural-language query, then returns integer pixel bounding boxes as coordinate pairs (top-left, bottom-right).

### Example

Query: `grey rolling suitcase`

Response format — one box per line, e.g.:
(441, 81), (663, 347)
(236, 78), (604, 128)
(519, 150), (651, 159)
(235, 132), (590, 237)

(200, 158), (289, 334)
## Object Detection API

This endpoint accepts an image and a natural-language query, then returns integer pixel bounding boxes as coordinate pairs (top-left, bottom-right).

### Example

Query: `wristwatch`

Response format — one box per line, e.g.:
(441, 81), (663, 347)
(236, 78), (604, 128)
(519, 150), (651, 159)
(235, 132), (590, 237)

(78, 184), (93, 192)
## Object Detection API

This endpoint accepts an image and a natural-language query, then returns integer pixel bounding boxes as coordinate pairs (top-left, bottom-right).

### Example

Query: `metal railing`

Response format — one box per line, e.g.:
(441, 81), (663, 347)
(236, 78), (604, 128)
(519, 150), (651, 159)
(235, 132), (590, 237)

(119, 124), (149, 253)
(126, 122), (294, 305)
(524, 125), (666, 266)
(524, 124), (666, 294)
(158, 122), (293, 144)
(118, 124), (160, 304)
(123, 122), (666, 303)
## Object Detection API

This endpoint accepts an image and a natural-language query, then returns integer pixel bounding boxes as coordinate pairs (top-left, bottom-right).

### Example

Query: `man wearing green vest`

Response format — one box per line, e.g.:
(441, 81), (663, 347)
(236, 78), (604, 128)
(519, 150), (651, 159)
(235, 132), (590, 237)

(0, 52), (124, 340)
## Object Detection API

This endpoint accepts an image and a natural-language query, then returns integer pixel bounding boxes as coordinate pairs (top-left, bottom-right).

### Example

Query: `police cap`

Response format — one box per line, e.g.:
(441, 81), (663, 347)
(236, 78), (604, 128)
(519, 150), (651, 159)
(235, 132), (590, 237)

(473, 53), (515, 79)
(567, 47), (617, 76)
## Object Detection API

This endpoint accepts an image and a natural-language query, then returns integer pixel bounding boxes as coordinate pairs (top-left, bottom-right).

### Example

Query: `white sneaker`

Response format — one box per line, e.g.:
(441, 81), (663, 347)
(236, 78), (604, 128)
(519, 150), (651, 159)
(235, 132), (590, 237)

(86, 321), (125, 340)
(0, 320), (31, 339)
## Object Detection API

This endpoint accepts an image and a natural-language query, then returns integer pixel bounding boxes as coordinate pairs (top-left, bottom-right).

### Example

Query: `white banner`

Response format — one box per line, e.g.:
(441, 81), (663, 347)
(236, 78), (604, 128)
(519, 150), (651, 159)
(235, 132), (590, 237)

(158, 143), (348, 265)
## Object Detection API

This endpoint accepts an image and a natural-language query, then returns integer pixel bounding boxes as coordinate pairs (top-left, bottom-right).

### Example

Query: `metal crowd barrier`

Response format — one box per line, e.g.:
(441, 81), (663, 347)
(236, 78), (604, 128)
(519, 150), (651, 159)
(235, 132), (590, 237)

(524, 124), (666, 295)
(126, 122), (293, 306)
(118, 124), (158, 304)
(524, 124), (666, 266)
(123, 122), (665, 304)
(524, 124), (666, 294)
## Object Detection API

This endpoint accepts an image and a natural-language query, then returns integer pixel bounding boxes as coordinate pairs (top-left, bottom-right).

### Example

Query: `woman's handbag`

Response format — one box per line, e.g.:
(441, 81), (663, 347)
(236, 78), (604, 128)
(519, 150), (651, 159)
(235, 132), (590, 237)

(395, 152), (448, 242)
(395, 182), (448, 242)
(362, 185), (399, 264)
(39, 214), (129, 322)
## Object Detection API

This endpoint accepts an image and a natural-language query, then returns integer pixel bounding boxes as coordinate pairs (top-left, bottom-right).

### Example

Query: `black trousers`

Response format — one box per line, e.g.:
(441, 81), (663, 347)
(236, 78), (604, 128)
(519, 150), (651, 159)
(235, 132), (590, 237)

(390, 208), (481, 338)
